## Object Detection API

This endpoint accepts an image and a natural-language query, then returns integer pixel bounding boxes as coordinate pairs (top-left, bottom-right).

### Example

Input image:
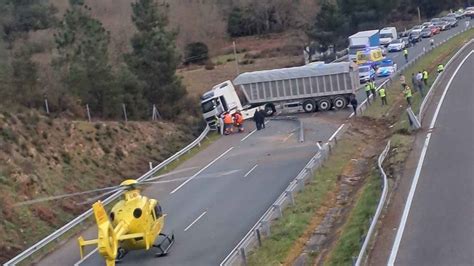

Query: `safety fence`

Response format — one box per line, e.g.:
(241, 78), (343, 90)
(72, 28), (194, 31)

(5, 125), (210, 266)
(418, 38), (474, 123)
(355, 141), (391, 266)
(220, 123), (349, 266)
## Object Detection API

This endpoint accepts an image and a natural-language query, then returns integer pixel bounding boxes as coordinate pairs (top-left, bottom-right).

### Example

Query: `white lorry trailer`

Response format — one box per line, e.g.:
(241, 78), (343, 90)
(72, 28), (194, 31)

(348, 30), (380, 61)
(379, 27), (398, 46)
(201, 62), (360, 129)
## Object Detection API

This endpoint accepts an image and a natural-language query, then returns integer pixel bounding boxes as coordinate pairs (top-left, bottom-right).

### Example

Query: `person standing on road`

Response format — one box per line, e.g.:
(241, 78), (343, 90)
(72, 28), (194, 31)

(253, 109), (263, 130)
(223, 112), (233, 135)
(364, 82), (372, 104)
(350, 94), (358, 115)
(422, 69), (429, 86)
(259, 109), (266, 129)
(437, 63), (444, 73)
(403, 84), (413, 106)
(403, 48), (408, 63)
(379, 86), (387, 106)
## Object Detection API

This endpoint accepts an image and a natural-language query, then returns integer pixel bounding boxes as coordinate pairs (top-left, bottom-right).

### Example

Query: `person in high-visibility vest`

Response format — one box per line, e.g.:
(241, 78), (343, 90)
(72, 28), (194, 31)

(422, 69), (429, 86)
(233, 111), (244, 132)
(403, 84), (412, 106)
(379, 86), (387, 106)
(437, 64), (444, 73)
(403, 48), (408, 63)
(364, 82), (372, 104)
(223, 112), (233, 135)
(370, 79), (377, 100)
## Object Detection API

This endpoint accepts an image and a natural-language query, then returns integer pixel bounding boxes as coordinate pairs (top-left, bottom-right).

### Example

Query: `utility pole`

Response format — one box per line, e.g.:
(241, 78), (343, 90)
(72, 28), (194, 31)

(417, 7), (421, 24)
(233, 41), (240, 75)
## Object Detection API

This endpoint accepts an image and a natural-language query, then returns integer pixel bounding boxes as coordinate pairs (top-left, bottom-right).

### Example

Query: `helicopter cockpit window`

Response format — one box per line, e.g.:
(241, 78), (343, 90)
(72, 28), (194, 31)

(110, 212), (115, 222)
(155, 204), (163, 218)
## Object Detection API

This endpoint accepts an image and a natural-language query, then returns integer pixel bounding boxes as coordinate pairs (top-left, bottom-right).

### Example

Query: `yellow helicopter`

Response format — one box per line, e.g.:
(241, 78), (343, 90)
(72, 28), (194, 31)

(16, 176), (177, 266)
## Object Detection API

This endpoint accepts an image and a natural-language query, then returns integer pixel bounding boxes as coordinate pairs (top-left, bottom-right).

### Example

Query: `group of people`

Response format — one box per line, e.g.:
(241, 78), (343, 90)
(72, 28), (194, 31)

(222, 111), (244, 135)
(363, 78), (388, 106)
(220, 108), (267, 135)
(400, 64), (444, 106)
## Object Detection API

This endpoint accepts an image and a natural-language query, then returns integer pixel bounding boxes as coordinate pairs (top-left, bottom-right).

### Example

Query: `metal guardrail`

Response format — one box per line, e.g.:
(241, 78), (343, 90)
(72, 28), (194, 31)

(220, 123), (349, 266)
(418, 39), (474, 123)
(355, 141), (391, 266)
(5, 125), (211, 266)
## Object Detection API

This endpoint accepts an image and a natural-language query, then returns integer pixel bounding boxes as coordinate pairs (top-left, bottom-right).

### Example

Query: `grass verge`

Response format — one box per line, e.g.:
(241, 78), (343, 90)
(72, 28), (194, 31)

(247, 138), (359, 265)
(324, 169), (381, 266)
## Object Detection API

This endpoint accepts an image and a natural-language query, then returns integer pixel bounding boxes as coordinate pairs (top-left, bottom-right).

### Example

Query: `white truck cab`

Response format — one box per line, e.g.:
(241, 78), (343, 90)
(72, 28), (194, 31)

(201, 81), (242, 129)
(379, 27), (398, 46)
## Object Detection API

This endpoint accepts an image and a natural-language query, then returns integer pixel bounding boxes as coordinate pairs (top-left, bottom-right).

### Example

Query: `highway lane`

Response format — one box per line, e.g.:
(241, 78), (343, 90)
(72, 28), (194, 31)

(33, 20), (470, 266)
(390, 50), (474, 265)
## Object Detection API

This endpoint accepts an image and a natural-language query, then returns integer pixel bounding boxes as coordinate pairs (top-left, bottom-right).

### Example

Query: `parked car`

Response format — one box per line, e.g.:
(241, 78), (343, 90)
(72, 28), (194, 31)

(464, 7), (474, 19)
(422, 22), (433, 28)
(358, 64), (376, 83)
(431, 18), (442, 23)
(399, 29), (410, 38)
(409, 31), (422, 42)
(446, 13), (457, 19)
(454, 10), (465, 19)
(387, 39), (405, 52)
(433, 21), (450, 31)
(376, 59), (397, 77)
(420, 28), (433, 38)
(429, 25), (441, 35)
(400, 37), (410, 47)
(442, 17), (458, 27)
(410, 25), (425, 34)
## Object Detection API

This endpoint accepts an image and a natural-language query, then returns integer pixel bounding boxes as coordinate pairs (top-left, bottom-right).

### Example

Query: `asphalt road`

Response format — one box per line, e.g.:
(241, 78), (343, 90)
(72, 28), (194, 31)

(33, 20), (471, 266)
(391, 50), (474, 265)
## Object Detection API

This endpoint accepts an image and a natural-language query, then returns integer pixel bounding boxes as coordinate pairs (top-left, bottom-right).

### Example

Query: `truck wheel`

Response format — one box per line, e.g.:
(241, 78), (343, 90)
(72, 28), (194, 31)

(318, 99), (331, 111)
(302, 100), (316, 113)
(264, 104), (276, 116)
(333, 97), (347, 109)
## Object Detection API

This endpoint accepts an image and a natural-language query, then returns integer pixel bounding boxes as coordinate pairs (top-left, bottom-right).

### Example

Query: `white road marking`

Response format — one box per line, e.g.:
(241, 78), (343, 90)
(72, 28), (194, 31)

(328, 124), (345, 142)
(170, 147), (234, 194)
(282, 132), (294, 143)
(244, 164), (259, 177)
(74, 247), (98, 266)
(240, 121), (270, 142)
(388, 50), (474, 265)
(184, 211), (207, 232)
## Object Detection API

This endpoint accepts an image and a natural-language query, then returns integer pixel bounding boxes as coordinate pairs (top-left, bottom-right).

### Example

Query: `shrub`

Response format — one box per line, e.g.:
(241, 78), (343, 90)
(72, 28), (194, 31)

(184, 42), (209, 65)
(204, 60), (215, 70)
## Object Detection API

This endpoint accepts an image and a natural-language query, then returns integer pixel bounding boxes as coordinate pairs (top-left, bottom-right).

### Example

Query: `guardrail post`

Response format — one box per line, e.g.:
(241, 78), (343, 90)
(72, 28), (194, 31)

(273, 204), (283, 218)
(286, 190), (295, 205)
(256, 228), (262, 246)
(149, 162), (153, 170)
(240, 247), (247, 266)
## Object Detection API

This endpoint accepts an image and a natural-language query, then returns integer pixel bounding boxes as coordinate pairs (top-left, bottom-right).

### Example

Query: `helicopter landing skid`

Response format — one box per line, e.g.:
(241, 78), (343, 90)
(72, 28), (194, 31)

(153, 232), (175, 257)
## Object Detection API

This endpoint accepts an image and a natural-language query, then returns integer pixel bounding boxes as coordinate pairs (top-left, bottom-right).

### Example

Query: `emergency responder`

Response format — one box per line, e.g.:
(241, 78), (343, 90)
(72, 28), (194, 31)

(403, 84), (412, 106)
(370, 79), (377, 100)
(437, 64), (444, 73)
(223, 112), (233, 135)
(379, 86), (387, 106)
(364, 82), (372, 104)
(403, 48), (408, 63)
(233, 111), (244, 132)
(422, 69), (429, 86)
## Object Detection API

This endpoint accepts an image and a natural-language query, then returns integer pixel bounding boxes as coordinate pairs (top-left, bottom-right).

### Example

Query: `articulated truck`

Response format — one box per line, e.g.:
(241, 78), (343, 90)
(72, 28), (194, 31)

(200, 61), (360, 129)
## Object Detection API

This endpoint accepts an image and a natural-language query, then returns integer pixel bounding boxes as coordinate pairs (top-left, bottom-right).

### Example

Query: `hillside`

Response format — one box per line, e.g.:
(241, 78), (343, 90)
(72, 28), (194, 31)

(0, 111), (197, 262)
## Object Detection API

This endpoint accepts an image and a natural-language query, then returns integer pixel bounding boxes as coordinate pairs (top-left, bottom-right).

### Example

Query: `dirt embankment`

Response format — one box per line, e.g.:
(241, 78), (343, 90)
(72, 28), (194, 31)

(0, 111), (196, 263)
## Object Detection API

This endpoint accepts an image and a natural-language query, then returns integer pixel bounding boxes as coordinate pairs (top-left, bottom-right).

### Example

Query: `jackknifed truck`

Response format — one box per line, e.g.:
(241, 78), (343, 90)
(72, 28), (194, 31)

(200, 61), (360, 129)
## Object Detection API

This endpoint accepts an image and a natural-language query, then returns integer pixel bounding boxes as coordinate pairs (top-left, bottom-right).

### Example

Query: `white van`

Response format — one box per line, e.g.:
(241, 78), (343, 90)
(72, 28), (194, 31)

(379, 27), (398, 46)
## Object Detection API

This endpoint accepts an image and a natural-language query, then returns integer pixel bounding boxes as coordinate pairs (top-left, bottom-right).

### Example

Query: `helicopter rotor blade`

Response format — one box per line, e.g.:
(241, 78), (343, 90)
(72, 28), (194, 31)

(14, 185), (122, 207)
(143, 166), (199, 182)
(138, 169), (243, 186)
(75, 187), (125, 206)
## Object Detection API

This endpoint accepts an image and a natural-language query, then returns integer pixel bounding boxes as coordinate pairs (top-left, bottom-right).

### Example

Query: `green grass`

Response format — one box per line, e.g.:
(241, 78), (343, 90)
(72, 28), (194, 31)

(212, 53), (243, 65)
(324, 170), (381, 266)
(365, 28), (474, 119)
(247, 138), (359, 265)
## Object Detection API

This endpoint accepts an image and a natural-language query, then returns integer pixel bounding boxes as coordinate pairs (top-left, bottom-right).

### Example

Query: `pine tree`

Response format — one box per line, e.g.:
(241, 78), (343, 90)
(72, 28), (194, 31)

(126, 0), (186, 119)
(53, 1), (121, 118)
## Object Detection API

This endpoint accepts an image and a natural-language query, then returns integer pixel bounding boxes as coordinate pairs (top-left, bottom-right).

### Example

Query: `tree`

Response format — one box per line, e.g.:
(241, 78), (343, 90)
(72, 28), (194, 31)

(53, 2), (121, 118)
(125, 0), (186, 119)
(308, 0), (347, 51)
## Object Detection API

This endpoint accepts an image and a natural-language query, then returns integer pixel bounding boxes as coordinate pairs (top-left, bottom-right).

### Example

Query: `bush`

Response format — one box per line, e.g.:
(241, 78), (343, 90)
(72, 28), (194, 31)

(204, 60), (215, 70)
(240, 59), (255, 65)
(184, 42), (209, 65)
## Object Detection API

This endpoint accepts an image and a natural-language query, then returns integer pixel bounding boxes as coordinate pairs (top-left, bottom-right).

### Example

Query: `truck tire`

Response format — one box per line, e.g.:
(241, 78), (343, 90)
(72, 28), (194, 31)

(318, 98), (331, 111)
(264, 104), (276, 116)
(333, 96), (347, 110)
(302, 100), (316, 113)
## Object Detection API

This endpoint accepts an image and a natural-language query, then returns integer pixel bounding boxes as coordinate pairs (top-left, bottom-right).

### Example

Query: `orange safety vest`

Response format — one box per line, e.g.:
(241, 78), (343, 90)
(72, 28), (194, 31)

(223, 113), (233, 124)
(234, 113), (243, 124)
